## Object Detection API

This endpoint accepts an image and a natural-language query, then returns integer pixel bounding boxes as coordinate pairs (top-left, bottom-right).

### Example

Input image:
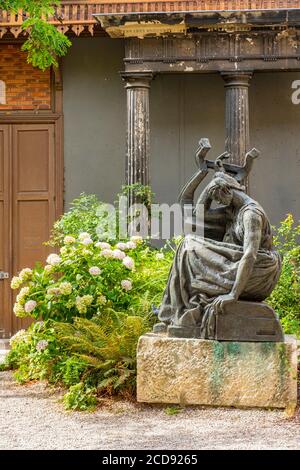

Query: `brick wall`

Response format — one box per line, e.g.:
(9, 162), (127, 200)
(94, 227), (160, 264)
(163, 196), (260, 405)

(0, 45), (51, 111)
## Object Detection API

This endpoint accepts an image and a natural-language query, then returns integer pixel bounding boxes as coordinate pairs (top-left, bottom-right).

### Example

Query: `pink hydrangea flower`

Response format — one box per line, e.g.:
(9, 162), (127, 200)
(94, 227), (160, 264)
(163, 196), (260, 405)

(89, 266), (101, 276)
(122, 256), (135, 270)
(126, 241), (136, 250)
(24, 300), (37, 313)
(95, 241), (111, 250)
(116, 242), (127, 251)
(112, 249), (126, 260)
(82, 237), (93, 246)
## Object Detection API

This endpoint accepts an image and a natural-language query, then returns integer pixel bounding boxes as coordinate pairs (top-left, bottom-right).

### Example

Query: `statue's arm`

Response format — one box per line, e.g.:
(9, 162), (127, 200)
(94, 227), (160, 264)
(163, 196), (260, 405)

(194, 182), (213, 212)
(178, 168), (208, 208)
(230, 211), (262, 300)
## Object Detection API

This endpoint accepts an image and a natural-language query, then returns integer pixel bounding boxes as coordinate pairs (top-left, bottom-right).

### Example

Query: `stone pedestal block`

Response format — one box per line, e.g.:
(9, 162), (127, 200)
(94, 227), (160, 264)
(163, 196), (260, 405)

(137, 334), (298, 410)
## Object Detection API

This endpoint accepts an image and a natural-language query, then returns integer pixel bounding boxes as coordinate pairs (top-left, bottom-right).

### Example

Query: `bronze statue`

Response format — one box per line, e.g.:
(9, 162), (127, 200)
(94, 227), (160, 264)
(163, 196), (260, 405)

(154, 139), (283, 342)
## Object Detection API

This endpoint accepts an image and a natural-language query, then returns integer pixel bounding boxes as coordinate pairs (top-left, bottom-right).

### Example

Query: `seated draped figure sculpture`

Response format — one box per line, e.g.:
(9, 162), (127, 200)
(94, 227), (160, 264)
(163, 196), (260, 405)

(153, 139), (284, 342)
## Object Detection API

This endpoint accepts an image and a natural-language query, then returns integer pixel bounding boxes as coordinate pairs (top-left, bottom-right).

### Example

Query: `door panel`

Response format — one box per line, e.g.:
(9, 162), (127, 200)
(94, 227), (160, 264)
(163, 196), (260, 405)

(17, 129), (50, 192)
(0, 125), (11, 338)
(12, 124), (56, 333)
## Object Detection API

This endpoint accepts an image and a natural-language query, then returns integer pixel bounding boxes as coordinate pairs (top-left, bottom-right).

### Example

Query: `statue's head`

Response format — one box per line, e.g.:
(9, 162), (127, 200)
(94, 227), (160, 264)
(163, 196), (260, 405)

(208, 172), (245, 206)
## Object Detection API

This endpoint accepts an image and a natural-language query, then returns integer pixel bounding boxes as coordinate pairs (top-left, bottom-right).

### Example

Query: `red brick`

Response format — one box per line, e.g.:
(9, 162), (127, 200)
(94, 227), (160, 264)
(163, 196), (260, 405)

(0, 44), (51, 110)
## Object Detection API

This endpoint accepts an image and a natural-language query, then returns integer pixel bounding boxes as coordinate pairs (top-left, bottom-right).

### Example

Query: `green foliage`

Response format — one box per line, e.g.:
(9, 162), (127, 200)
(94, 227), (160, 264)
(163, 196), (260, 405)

(0, 1), (71, 70)
(268, 214), (300, 337)
(11, 190), (175, 324)
(6, 190), (176, 409)
(49, 193), (104, 246)
(63, 383), (97, 411)
(3, 321), (65, 383)
(4, 312), (148, 410)
(53, 314), (147, 395)
(11, 233), (172, 324)
(119, 184), (154, 211)
(21, 18), (71, 70)
(164, 406), (182, 416)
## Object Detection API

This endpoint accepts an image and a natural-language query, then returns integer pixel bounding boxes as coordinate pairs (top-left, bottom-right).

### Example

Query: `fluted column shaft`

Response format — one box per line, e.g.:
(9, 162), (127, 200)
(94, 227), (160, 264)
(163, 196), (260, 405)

(121, 72), (153, 197)
(222, 72), (252, 166)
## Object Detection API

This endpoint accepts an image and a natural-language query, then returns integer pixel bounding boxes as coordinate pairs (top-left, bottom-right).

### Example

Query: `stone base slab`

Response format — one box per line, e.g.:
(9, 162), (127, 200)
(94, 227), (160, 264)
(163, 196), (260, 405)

(137, 334), (298, 410)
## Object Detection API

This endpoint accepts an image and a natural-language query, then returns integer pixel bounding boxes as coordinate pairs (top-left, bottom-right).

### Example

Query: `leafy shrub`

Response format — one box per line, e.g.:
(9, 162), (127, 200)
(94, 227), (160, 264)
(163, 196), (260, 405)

(11, 232), (173, 323)
(2, 311), (148, 410)
(4, 188), (175, 409)
(2, 321), (65, 383)
(49, 193), (105, 246)
(63, 383), (97, 411)
(268, 214), (300, 336)
(49, 187), (155, 247)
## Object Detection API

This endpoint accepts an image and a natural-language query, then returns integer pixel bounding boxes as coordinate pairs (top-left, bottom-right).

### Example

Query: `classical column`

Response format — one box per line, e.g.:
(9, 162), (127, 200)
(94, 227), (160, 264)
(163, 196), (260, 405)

(221, 72), (252, 167)
(121, 72), (153, 197)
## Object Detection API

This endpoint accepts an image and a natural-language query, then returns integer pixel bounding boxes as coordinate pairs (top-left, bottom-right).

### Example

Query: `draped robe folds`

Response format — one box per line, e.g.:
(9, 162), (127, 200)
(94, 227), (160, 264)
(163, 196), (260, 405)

(158, 203), (282, 338)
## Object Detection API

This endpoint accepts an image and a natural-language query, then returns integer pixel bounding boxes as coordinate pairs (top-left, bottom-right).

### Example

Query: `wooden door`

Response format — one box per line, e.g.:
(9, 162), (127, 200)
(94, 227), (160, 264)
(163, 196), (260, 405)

(0, 123), (57, 337)
(0, 125), (11, 338)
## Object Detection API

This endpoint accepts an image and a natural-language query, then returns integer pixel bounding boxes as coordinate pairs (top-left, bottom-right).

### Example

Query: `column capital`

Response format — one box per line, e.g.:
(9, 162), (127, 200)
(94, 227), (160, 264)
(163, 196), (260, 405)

(120, 71), (154, 89)
(221, 72), (253, 88)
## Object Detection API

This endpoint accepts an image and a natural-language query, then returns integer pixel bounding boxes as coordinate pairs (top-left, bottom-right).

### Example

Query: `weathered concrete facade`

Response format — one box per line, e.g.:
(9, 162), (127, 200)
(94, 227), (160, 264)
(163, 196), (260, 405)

(63, 38), (300, 225)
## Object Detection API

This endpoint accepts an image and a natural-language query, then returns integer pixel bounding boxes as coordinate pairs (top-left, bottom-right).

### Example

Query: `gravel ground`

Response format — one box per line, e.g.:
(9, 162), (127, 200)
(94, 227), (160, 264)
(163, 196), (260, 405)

(0, 371), (299, 450)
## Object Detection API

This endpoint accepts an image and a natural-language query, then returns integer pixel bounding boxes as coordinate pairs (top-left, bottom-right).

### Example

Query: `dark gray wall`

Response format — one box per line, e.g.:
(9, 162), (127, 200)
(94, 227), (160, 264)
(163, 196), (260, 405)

(63, 38), (300, 225)
(63, 37), (125, 205)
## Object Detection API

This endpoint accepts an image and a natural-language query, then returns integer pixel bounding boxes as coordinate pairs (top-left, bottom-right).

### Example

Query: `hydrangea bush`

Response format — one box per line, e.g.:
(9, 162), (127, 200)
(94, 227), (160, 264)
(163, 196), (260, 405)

(2, 196), (175, 410)
(11, 232), (172, 323)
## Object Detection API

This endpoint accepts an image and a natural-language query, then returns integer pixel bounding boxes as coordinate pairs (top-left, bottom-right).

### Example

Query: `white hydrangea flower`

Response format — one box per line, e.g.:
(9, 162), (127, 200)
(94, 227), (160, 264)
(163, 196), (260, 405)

(60, 246), (69, 255)
(121, 279), (132, 291)
(89, 266), (101, 276)
(112, 249), (126, 260)
(76, 295), (93, 314)
(59, 282), (73, 295)
(81, 237), (93, 246)
(19, 268), (33, 281)
(24, 300), (37, 313)
(100, 248), (114, 258)
(126, 241), (136, 250)
(64, 235), (76, 244)
(44, 264), (54, 274)
(13, 303), (26, 317)
(97, 295), (107, 305)
(11, 276), (22, 289)
(9, 329), (27, 346)
(95, 241), (111, 250)
(122, 256), (135, 270)
(78, 232), (91, 241)
(156, 253), (165, 260)
(16, 287), (30, 303)
(116, 242), (127, 251)
(46, 253), (61, 266)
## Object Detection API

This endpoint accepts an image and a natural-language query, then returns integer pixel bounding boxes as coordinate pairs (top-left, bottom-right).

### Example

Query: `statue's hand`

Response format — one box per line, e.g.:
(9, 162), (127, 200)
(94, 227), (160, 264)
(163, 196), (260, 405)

(211, 293), (236, 315)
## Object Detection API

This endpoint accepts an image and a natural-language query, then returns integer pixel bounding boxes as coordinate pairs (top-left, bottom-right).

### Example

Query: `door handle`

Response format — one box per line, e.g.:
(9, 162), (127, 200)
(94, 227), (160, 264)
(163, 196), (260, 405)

(0, 272), (9, 280)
